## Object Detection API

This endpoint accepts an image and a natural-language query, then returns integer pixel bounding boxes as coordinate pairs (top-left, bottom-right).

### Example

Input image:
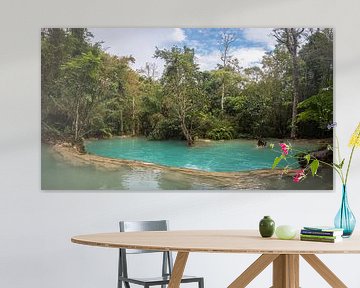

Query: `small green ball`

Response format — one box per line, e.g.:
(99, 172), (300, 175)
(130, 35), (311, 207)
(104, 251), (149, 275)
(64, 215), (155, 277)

(275, 225), (297, 240)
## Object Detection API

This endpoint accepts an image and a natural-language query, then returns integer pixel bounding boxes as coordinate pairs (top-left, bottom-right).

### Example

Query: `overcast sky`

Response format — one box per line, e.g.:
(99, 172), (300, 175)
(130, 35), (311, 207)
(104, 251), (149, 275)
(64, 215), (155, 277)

(89, 28), (277, 75)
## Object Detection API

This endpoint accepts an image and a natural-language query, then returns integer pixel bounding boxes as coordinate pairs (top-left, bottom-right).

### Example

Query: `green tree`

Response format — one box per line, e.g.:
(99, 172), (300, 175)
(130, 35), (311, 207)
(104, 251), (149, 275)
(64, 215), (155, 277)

(261, 47), (293, 137)
(41, 27), (334, 147)
(274, 28), (305, 139)
(155, 46), (204, 145)
(41, 28), (100, 143)
(297, 88), (333, 134)
(299, 29), (333, 99)
(58, 51), (102, 144)
(218, 30), (237, 112)
(93, 54), (133, 137)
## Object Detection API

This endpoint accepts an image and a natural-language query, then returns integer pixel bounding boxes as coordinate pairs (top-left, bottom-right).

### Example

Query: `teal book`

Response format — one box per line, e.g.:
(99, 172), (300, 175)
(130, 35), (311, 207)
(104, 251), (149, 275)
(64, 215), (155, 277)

(303, 226), (343, 232)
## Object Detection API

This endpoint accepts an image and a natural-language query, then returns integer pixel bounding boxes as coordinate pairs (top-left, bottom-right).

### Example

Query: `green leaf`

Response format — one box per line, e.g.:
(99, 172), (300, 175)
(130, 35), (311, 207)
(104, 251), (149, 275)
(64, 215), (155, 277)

(304, 154), (311, 164)
(272, 156), (282, 169)
(310, 159), (319, 176)
(339, 158), (345, 169)
(269, 143), (274, 149)
(334, 159), (345, 169)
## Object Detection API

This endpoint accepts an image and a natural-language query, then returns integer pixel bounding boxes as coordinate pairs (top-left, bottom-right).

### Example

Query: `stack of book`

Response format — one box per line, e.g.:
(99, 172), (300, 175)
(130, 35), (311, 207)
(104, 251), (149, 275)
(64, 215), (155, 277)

(300, 226), (344, 243)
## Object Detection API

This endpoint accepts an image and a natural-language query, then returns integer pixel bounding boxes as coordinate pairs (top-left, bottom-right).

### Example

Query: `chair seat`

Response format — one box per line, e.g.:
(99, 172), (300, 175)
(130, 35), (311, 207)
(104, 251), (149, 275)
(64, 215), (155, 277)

(119, 275), (203, 285)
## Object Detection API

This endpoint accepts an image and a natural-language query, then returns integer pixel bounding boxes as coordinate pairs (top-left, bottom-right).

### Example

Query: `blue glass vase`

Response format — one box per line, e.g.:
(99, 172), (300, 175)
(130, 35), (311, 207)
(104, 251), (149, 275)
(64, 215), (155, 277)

(334, 185), (356, 237)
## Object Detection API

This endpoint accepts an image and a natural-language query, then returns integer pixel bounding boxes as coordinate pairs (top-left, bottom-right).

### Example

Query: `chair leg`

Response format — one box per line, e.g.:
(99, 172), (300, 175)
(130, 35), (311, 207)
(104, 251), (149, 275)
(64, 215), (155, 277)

(198, 278), (204, 288)
(118, 250), (123, 288)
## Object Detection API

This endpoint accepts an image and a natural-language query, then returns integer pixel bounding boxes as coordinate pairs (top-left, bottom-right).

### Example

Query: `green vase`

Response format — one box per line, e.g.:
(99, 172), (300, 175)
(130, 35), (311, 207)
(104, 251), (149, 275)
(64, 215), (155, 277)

(259, 216), (275, 238)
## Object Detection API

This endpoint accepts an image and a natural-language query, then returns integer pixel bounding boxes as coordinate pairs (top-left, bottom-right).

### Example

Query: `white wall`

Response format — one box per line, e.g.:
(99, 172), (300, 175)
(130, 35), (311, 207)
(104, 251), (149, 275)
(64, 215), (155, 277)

(1, 0), (360, 287)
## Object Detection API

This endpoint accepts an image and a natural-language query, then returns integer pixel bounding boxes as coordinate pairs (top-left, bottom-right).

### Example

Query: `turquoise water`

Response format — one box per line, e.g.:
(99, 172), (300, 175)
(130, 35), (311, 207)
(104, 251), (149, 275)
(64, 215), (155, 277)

(41, 143), (333, 190)
(86, 138), (311, 172)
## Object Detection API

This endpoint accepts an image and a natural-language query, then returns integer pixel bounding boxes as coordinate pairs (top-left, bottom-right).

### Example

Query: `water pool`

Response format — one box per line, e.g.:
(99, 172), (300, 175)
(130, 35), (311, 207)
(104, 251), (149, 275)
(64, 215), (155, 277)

(42, 143), (333, 190)
(85, 138), (317, 172)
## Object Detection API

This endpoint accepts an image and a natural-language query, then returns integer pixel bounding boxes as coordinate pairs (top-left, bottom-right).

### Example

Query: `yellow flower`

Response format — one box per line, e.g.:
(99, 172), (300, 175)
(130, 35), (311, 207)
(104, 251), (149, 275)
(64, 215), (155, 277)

(349, 122), (360, 147)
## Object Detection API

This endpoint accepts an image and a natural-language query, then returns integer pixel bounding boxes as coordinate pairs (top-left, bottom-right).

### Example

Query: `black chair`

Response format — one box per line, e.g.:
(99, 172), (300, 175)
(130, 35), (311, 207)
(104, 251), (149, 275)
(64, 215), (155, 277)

(118, 220), (204, 288)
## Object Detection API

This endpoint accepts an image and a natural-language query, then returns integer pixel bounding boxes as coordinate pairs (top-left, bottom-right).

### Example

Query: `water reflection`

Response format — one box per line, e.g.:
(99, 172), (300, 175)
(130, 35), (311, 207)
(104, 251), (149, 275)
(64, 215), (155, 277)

(41, 144), (333, 190)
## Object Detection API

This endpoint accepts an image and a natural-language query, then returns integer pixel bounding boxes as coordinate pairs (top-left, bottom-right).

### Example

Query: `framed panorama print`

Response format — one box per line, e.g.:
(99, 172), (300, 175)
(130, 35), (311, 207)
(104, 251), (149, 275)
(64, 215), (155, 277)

(41, 28), (333, 190)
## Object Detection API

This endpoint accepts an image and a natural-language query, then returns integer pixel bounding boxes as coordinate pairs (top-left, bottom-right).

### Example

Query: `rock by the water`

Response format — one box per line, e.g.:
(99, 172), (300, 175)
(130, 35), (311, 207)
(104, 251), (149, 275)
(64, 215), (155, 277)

(297, 147), (333, 168)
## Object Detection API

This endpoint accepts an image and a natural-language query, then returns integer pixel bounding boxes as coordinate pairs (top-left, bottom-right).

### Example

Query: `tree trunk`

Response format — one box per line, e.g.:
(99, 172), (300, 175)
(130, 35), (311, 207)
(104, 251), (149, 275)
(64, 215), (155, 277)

(74, 100), (80, 141)
(219, 30), (235, 112)
(180, 118), (193, 146)
(120, 109), (124, 135)
(221, 80), (225, 111)
(132, 96), (135, 136)
(290, 51), (300, 139)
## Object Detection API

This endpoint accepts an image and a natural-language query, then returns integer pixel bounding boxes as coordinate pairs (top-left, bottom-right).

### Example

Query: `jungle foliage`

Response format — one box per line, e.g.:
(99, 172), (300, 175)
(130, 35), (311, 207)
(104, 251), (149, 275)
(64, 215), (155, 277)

(41, 28), (333, 146)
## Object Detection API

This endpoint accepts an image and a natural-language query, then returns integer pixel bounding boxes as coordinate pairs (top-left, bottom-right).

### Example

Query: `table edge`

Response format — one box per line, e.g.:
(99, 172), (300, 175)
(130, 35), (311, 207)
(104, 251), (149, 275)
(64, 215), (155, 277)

(71, 236), (360, 255)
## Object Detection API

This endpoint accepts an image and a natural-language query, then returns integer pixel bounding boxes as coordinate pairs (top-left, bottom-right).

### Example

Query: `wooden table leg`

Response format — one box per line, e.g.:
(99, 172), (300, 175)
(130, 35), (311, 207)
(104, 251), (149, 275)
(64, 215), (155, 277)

(272, 254), (299, 288)
(301, 254), (347, 288)
(228, 254), (279, 288)
(168, 252), (189, 288)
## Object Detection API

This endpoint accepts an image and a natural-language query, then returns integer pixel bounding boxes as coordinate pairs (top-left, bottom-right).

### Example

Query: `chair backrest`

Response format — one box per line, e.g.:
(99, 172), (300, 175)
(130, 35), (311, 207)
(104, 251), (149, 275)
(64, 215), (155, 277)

(119, 220), (169, 254)
(118, 220), (173, 283)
